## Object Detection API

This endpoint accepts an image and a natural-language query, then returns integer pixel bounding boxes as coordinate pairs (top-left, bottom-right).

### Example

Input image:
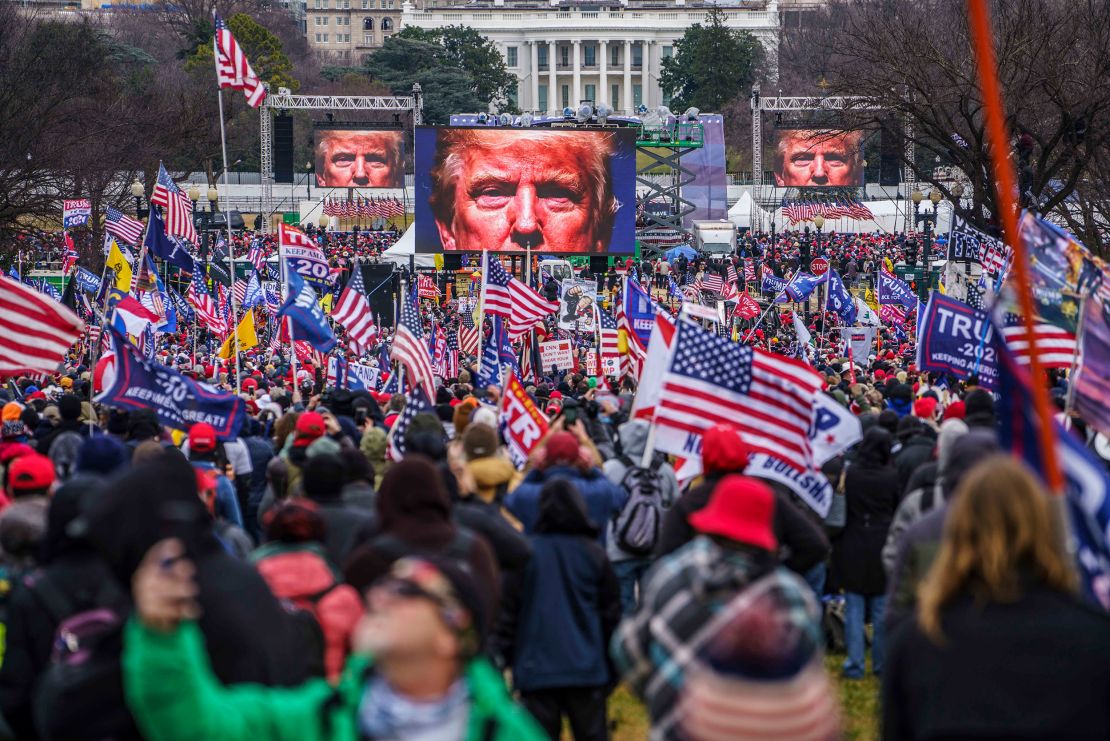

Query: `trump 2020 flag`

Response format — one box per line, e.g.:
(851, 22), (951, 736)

(278, 270), (336, 353)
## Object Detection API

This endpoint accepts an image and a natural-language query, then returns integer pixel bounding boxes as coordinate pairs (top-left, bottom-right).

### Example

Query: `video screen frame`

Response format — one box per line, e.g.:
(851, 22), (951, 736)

(412, 125), (638, 255)
(313, 124), (406, 189)
(773, 128), (865, 188)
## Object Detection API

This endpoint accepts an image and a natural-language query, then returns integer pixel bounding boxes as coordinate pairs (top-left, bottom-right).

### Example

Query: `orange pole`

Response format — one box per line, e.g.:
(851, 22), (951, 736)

(966, 0), (1063, 492)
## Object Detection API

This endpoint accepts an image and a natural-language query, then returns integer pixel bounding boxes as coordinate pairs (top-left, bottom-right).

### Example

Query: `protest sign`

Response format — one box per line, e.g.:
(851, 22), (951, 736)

(746, 454), (834, 518)
(558, 279), (597, 331)
(539, 339), (573, 370)
(585, 349), (598, 376)
(916, 292), (998, 388)
(839, 326), (878, 362)
(500, 371), (549, 467)
(62, 199), (91, 228)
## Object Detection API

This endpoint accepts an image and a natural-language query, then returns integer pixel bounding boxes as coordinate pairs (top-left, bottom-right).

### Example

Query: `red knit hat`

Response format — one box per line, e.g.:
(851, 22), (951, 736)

(701, 424), (752, 474)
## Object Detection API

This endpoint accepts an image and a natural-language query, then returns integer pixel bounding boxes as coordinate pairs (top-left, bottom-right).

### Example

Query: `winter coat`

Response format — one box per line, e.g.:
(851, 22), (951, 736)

(656, 473), (830, 576)
(894, 433), (934, 494)
(831, 461), (898, 595)
(122, 620), (546, 741)
(882, 587), (1110, 740)
(603, 420), (679, 563)
(497, 483), (620, 693)
(506, 464), (627, 546)
(252, 542), (364, 682)
(466, 455), (517, 504)
(84, 457), (316, 689)
(454, 498), (532, 575)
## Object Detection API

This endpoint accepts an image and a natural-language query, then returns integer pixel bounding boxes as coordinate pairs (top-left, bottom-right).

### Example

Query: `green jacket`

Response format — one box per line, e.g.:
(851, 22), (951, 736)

(123, 620), (545, 741)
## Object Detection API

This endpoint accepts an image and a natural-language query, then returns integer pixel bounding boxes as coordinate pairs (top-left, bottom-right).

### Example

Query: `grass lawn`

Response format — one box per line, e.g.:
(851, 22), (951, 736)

(600, 653), (880, 741)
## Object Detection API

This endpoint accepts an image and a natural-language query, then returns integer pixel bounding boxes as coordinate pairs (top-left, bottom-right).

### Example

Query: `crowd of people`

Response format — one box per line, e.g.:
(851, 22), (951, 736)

(0, 220), (1107, 741)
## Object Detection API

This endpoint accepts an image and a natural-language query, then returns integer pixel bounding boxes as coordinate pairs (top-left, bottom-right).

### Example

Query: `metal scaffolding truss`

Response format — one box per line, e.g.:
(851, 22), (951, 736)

(257, 85), (423, 232)
(750, 87), (892, 231)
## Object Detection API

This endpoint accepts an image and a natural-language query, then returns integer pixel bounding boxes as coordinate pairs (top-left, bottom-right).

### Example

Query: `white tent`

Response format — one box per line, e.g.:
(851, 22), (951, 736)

(728, 195), (953, 235)
(381, 224), (436, 268)
(727, 191), (774, 230)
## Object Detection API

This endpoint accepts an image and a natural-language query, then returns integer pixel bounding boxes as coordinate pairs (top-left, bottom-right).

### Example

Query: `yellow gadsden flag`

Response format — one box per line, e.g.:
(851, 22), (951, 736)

(105, 239), (133, 292)
(217, 310), (258, 360)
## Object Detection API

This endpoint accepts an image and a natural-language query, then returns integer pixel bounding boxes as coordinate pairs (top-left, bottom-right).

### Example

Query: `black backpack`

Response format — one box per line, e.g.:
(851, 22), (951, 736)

(25, 571), (140, 741)
(612, 456), (667, 556)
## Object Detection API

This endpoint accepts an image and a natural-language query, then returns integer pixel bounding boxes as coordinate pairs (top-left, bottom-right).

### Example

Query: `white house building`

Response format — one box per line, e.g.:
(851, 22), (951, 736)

(400, 0), (782, 115)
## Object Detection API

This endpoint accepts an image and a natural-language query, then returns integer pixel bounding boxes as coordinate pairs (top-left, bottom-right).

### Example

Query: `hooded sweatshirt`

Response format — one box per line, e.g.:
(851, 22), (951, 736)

(602, 420), (680, 563)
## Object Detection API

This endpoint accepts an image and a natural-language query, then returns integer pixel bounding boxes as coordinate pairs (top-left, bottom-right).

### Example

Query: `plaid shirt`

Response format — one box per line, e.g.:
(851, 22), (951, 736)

(611, 537), (820, 739)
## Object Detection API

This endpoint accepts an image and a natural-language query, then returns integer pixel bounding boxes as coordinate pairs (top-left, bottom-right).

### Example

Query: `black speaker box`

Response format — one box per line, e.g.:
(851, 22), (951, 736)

(358, 264), (398, 328)
(273, 114), (295, 184)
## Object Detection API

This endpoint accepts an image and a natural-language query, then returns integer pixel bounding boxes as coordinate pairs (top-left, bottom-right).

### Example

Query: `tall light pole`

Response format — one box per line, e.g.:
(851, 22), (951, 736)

(131, 180), (148, 219)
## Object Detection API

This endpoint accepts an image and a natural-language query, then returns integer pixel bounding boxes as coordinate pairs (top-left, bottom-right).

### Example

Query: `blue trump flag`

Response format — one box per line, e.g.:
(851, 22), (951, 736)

(826, 270), (857, 324)
(278, 270), (336, 353)
(878, 271), (919, 310)
(623, 278), (657, 347)
(996, 327), (1110, 610)
(96, 326), (247, 438)
(145, 207), (195, 272)
(476, 315), (510, 388)
(776, 272), (825, 304)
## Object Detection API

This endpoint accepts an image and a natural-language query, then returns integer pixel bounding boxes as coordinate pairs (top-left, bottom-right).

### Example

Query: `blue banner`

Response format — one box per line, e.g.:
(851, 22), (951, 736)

(146, 207), (195, 272)
(96, 327), (247, 438)
(74, 267), (101, 294)
(778, 272), (825, 303)
(761, 274), (788, 295)
(476, 316), (506, 389)
(877, 271), (919, 310)
(826, 270), (857, 324)
(623, 278), (657, 347)
(915, 293), (998, 389)
(278, 271), (336, 353)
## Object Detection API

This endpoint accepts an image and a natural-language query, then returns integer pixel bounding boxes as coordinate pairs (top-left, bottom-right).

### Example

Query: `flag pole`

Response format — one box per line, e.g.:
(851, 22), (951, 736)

(214, 28), (242, 397)
(477, 251), (487, 377)
(967, 0), (1061, 491)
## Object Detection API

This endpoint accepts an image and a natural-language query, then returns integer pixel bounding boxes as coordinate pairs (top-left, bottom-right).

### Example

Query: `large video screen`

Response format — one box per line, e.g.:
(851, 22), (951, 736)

(413, 126), (637, 255)
(773, 129), (865, 187)
(313, 126), (405, 188)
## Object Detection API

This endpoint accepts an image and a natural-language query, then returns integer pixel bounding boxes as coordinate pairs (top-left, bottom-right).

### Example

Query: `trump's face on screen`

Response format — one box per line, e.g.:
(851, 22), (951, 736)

(774, 130), (864, 187)
(428, 129), (618, 253)
(315, 130), (404, 188)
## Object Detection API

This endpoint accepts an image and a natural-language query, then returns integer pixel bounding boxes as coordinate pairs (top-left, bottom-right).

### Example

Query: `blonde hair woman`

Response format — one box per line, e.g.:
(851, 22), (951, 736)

(881, 456), (1110, 740)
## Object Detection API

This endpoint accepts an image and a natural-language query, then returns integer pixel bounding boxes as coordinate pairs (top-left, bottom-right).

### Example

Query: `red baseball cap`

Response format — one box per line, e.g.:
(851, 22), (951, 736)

(189, 422), (218, 454)
(914, 397), (938, 419)
(701, 424), (752, 474)
(8, 453), (55, 492)
(243, 377), (258, 392)
(543, 432), (580, 466)
(294, 412), (326, 446)
(688, 475), (777, 551)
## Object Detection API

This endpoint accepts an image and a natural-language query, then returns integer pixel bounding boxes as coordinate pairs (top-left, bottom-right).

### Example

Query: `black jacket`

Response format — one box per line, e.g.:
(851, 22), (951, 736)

(883, 587), (1110, 740)
(894, 433), (934, 495)
(454, 498), (532, 575)
(656, 473), (829, 575)
(831, 461), (899, 595)
(496, 482), (620, 693)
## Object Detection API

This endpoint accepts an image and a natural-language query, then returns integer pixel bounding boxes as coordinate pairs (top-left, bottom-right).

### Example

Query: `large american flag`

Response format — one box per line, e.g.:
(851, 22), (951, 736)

(214, 12), (267, 108)
(105, 206), (145, 245)
(458, 306), (480, 356)
(387, 386), (432, 461)
(702, 273), (725, 296)
(392, 284), (436, 400)
(150, 164), (198, 246)
(331, 266), (378, 353)
(187, 280), (227, 336)
(1001, 321), (1076, 369)
(0, 276), (84, 376)
(654, 319), (823, 471)
(597, 305), (620, 360)
(480, 253), (557, 339)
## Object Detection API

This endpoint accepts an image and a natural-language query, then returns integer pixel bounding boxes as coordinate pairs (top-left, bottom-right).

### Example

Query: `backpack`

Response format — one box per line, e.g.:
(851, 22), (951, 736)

(612, 456), (667, 556)
(26, 571), (139, 741)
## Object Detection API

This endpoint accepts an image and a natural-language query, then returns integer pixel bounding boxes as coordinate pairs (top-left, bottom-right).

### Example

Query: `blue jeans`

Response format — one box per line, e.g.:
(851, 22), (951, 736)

(843, 592), (886, 679)
(804, 562), (827, 600)
(613, 558), (651, 615)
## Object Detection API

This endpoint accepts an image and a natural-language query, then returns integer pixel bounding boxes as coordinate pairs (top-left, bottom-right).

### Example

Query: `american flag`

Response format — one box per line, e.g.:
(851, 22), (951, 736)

(616, 283), (647, 378)
(331, 266), (378, 353)
(213, 12), (267, 108)
(387, 386), (431, 461)
(702, 273), (725, 295)
(744, 262), (756, 281)
(0, 276), (84, 376)
(458, 307), (480, 356)
(726, 264), (738, 285)
(481, 252), (557, 338)
(392, 284), (436, 400)
(149, 164), (198, 246)
(1001, 321), (1076, 369)
(105, 206), (145, 245)
(232, 279), (249, 307)
(655, 319), (823, 471)
(247, 242), (266, 273)
(443, 329), (459, 379)
(187, 280), (227, 336)
(847, 198), (875, 221)
(597, 305), (620, 360)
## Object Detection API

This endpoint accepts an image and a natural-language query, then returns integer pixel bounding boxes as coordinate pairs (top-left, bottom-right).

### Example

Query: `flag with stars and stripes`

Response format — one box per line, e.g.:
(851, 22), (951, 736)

(386, 386), (432, 461)
(187, 280), (227, 336)
(149, 163), (198, 246)
(104, 205), (145, 245)
(480, 251), (557, 339)
(458, 307), (480, 356)
(653, 319), (824, 473)
(213, 12), (267, 108)
(392, 283), (436, 400)
(331, 266), (378, 353)
(247, 242), (266, 273)
(597, 305), (621, 361)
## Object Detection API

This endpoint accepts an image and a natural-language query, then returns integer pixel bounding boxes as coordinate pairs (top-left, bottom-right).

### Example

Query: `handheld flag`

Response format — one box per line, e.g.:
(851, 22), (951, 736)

(217, 309), (259, 359)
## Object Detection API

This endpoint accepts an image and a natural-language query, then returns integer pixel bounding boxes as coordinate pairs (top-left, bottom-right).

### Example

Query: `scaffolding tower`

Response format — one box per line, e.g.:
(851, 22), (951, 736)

(635, 120), (704, 250)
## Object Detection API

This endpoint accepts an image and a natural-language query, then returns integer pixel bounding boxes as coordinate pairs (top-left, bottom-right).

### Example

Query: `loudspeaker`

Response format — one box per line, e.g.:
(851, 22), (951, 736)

(442, 253), (462, 271)
(273, 114), (294, 184)
(880, 118), (901, 187)
(359, 264), (398, 328)
(590, 256), (608, 275)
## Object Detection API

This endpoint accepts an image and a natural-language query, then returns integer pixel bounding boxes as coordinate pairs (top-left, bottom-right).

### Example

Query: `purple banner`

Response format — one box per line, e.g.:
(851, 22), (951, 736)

(916, 293), (998, 389)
